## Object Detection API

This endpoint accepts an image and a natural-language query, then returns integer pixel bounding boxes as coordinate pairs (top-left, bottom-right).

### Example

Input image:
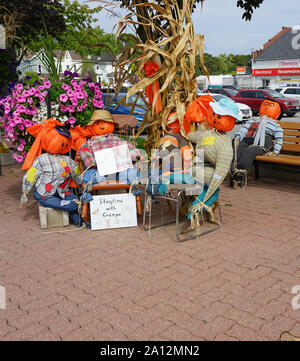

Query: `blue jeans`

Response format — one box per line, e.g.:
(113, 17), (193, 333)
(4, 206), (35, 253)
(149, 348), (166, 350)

(82, 168), (141, 185)
(34, 189), (82, 226)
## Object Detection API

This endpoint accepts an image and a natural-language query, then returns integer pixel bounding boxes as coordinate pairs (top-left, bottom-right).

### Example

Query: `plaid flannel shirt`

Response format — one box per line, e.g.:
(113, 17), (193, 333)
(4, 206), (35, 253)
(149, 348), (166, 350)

(78, 134), (141, 169)
(22, 153), (81, 198)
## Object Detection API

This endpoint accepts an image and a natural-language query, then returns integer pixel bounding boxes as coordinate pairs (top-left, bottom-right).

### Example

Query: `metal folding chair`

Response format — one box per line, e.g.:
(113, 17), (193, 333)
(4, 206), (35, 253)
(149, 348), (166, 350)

(142, 184), (223, 242)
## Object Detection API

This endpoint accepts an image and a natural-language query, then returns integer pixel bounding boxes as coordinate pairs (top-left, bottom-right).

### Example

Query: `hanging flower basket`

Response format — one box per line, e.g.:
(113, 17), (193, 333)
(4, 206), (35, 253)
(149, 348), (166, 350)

(0, 71), (104, 163)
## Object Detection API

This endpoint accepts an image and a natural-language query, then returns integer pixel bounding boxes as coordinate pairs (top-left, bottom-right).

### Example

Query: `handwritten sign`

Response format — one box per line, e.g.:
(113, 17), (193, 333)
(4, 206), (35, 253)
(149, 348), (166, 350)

(94, 144), (133, 177)
(90, 193), (137, 230)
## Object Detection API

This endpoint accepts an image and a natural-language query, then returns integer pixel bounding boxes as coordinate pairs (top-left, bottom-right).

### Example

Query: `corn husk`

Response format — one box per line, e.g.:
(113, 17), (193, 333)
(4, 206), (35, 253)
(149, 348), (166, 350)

(92, 0), (208, 153)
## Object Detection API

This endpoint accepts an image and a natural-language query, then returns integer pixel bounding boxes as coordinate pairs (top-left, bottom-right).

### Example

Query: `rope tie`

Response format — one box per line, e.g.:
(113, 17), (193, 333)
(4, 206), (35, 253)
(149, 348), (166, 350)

(188, 196), (214, 235)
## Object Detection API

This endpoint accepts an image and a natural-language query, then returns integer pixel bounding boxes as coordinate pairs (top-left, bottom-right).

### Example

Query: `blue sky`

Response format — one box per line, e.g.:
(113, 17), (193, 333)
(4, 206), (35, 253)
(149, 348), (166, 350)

(84, 0), (300, 56)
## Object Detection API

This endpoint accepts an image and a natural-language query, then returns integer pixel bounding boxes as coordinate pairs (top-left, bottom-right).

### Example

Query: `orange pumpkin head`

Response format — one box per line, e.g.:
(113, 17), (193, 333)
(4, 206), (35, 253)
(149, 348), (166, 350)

(259, 100), (281, 120)
(41, 126), (72, 155)
(89, 120), (115, 136)
(206, 107), (236, 133)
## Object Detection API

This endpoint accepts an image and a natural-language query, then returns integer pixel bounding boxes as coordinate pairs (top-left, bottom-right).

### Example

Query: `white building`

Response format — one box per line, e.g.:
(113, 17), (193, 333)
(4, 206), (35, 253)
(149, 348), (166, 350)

(91, 53), (116, 85)
(18, 50), (83, 78)
(251, 26), (300, 88)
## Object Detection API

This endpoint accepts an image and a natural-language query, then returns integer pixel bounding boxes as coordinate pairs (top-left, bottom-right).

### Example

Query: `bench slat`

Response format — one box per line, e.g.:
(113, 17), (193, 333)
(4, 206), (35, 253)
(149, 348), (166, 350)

(280, 121), (300, 130)
(255, 154), (300, 166)
(282, 143), (300, 152)
(283, 136), (300, 143)
(283, 130), (300, 137)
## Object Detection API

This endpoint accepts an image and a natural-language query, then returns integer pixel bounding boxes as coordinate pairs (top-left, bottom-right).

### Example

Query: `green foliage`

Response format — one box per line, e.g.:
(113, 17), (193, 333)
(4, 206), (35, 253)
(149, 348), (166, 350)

(80, 61), (97, 82)
(195, 53), (251, 75)
(24, 72), (40, 83)
(0, 0), (66, 49)
(0, 49), (19, 97)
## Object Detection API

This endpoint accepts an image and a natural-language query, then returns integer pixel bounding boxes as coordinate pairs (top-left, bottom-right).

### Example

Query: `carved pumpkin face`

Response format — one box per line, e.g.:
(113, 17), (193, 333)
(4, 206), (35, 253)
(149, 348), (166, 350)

(88, 120), (115, 136)
(259, 100), (281, 120)
(41, 128), (72, 155)
(206, 107), (235, 132)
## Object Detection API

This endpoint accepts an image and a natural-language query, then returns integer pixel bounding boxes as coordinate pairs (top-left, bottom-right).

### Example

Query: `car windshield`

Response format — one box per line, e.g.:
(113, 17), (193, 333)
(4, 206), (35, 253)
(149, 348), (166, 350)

(225, 89), (238, 96)
(127, 95), (146, 107)
(211, 94), (229, 102)
(108, 94), (145, 107)
(264, 89), (283, 98)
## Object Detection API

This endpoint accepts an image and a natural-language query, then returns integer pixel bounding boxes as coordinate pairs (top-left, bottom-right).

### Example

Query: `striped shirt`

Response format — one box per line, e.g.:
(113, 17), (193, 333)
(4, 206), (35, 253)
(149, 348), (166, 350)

(234, 116), (283, 154)
(188, 129), (233, 203)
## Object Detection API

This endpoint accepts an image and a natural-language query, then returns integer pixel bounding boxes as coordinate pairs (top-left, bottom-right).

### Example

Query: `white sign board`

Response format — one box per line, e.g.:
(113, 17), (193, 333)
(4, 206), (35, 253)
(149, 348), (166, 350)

(90, 193), (137, 230)
(94, 144), (133, 177)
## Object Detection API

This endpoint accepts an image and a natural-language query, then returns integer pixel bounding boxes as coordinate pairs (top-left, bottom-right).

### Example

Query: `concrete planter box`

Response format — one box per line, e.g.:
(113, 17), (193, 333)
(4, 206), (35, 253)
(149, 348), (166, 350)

(0, 152), (16, 166)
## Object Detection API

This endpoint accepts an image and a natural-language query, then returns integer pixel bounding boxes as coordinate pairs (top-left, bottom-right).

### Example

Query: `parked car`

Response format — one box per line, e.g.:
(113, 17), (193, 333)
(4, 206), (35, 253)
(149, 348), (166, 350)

(203, 87), (239, 100)
(222, 85), (240, 91)
(208, 93), (252, 123)
(233, 89), (300, 117)
(102, 92), (147, 129)
(276, 87), (300, 102)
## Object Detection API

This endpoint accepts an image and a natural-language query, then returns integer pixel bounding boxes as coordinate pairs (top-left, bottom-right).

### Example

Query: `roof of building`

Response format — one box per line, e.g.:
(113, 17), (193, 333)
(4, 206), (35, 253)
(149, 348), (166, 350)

(253, 27), (300, 60)
(24, 50), (82, 61)
(53, 50), (82, 61)
(91, 53), (115, 63)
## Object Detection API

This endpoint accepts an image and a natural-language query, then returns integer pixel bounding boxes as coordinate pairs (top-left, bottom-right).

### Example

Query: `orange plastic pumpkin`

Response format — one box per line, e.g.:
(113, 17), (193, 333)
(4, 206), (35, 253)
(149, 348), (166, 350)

(206, 107), (236, 133)
(259, 100), (281, 120)
(22, 118), (73, 170)
(88, 120), (115, 136)
(41, 127), (72, 155)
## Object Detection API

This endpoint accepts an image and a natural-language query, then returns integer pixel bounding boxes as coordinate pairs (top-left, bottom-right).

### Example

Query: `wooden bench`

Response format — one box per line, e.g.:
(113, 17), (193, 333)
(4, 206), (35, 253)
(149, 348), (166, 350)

(254, 121), (300, 179)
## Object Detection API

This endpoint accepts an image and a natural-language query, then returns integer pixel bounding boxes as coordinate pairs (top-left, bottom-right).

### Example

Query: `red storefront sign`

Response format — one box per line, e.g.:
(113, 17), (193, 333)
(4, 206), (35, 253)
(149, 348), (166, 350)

(252, 68), (300, 76)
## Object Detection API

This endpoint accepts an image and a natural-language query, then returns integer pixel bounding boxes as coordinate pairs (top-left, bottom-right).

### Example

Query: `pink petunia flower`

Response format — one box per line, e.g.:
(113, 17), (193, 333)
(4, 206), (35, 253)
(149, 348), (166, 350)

(43, 80), (51, 89)
(61, 83), (69, 91)
(67, 117), (76, 125)
(60, 94), (68, 103)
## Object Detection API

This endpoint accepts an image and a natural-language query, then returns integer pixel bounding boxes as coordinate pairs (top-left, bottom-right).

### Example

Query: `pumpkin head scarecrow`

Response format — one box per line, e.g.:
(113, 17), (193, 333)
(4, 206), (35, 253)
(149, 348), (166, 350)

(21, 119), (84, 227)
(75, 110), (141, 203)
(231, 99), (283, 188)
(70, 110), (116, 154)
(259, 99), (282, 121)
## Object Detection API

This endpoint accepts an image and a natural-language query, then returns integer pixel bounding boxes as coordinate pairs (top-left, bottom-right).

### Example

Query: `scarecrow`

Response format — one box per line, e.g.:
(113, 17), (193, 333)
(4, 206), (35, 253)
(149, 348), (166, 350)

(71, 110), (141, 202)
(231, 100), (283, 188)
(186, 97), (240, 231)
(21, 119), (83, 227)
(146, 111), (194, 198)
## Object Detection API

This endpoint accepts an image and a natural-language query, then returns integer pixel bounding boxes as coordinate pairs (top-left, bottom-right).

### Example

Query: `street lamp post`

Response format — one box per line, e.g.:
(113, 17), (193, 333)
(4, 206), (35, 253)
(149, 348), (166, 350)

(0, 24), (6, 176)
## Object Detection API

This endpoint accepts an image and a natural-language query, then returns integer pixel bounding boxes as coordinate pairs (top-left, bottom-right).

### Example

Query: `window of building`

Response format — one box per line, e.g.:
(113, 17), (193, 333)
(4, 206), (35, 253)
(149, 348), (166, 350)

(97, 76), (102, 83)
(38, 65), (42, 74)
(74, 65), (76, 71)
(66, 65), (70, 70)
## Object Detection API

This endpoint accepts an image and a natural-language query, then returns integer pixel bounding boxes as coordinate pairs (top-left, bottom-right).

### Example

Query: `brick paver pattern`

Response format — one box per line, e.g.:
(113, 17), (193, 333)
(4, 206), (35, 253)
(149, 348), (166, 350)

(0, 164), (299, 341)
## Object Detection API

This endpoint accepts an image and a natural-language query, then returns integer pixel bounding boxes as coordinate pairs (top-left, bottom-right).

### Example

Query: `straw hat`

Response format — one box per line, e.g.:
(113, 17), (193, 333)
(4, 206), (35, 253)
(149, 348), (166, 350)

(88, 110), (115, 125)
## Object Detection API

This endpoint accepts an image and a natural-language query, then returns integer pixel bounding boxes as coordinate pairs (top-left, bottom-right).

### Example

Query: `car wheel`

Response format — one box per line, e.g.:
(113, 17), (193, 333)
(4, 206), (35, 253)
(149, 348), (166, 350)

(286, 111), (296, 117)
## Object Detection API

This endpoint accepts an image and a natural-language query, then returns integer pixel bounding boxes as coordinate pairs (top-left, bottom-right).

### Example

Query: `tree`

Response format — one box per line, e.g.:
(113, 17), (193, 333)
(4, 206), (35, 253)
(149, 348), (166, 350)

(0, 0), (66, 50)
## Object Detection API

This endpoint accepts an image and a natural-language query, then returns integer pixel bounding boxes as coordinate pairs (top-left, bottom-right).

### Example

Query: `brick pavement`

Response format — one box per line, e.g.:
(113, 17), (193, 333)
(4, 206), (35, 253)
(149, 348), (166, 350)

(0, 163), (299, 341)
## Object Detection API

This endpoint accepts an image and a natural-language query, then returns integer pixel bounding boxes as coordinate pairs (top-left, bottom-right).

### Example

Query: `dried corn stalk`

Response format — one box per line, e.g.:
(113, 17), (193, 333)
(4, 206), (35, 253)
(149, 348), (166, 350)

(94, 0), (208, 152)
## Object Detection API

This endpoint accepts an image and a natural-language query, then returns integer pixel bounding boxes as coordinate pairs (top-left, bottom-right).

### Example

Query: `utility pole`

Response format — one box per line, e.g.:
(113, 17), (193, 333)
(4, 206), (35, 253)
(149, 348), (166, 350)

(0, 24), (6, 176)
